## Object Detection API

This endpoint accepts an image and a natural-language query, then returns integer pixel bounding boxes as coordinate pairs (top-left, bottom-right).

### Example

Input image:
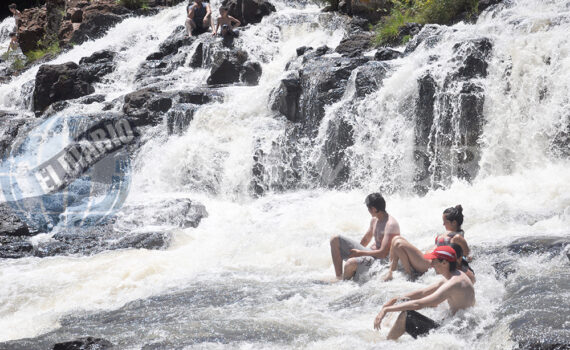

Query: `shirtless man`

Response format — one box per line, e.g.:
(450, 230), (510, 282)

(330, 193), (400, 280)
(373, 245), (475, 340)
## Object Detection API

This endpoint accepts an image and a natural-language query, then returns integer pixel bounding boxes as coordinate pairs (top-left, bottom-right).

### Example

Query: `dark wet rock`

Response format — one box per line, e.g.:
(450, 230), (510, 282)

(550, 115), (569, 158)
(79, 94), (106, 104)
(412, 38), (491, 191)
(271, 76), (302, 122)
(156, 25), (194, 59)
(221, 0), (276, 25)
(479, 0), (504, 12)
(353, 60), (390, 98)
(451, 38), (493, 80)
(335, 32), (373, 57)
(52, 336), (113, 350)
(240, 61), (263, 85)
(0, 112), (30, 157)
(78, 49), (117, 82)
(0, 203), (32, 236)
(35, 228), (171, 257)
(338, 0), (390, 23)
(0, 236), (34, 259)
(138, 26), (195, 80)
(404, 24), (443, 54)
(173, 88), (223, 105)
(507, 236), (570, 256)
(123, 87), (172, 126)
(271, 55), (368, 129)
(374, 47), (403, 61)
(33, 62), (95, 114)
(207, 49), (249, 85)
(498, 260), (570, 350)
(189, 42), (204, 68)
(69, 12), (123, 46)
(296, 46), (312, 56)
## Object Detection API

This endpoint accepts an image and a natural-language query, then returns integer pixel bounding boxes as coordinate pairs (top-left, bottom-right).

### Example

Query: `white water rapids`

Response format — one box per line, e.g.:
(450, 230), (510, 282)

(0, 0), (569, 348)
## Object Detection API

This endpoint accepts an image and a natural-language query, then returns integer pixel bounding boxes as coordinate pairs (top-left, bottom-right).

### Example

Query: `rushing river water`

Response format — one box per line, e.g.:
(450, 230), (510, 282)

(0, 0), (569, 349)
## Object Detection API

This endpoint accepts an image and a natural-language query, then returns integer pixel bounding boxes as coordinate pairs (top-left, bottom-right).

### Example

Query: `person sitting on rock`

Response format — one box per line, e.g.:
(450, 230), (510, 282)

(8, 3), (22, 31)
(373, 245), (475, 340)
(213, 6), (240, 37)
(185, 0), (213, 37)
(5, 32), (19, 55)
(329, 193), (400, 281)
(382, 204), (471, 281)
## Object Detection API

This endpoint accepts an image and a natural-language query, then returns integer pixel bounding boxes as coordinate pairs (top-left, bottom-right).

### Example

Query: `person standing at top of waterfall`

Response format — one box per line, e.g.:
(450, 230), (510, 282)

(185, 0), (213, 37)
(382, 205), (471, 281)
(213, 6), (240, 37)
(330, 193), (400, 281)
(373, 245), (475, 340)
(8, 3), (22, 31)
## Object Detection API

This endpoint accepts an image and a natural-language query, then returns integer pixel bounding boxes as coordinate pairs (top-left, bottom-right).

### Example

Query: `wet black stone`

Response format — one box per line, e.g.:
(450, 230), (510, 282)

(52, 337), (113, 350)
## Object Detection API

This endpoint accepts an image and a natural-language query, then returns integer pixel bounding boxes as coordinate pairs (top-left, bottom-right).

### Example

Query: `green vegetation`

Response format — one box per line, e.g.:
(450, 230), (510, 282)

(11, 57), (26, 71)
(25, 38), (61, 62)
(374, 0), (479, 46)
(117, 0), (149, 10)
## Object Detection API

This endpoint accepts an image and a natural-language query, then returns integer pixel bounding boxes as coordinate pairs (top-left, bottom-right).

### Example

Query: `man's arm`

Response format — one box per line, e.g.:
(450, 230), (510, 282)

(374, 280), (451, 330)
(352, 221), (399, 259)
(228, 15), (241, 28)
(187, 5), (195, 18)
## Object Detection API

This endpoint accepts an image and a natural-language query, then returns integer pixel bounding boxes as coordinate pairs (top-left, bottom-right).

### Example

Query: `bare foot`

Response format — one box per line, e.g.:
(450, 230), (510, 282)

(382, 271), (393, 282)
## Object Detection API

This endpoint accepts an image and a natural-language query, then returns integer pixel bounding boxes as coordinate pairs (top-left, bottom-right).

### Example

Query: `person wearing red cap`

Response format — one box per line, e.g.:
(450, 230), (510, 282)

(382, 205), (471, 281)
(373, 245), (475, 340)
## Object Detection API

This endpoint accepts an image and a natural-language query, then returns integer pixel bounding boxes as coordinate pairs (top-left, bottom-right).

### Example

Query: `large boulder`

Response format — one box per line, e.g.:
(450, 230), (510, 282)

(338, 0), (390, 23)
(221, 0), (276, 25)
(335, 31), (373, 57)
(123, 87), (173, 126)
(33, 62), (95, 114)
(69, 11), (123, 45)
(206, 49), (249, 85)
(166, 88), (224, 135)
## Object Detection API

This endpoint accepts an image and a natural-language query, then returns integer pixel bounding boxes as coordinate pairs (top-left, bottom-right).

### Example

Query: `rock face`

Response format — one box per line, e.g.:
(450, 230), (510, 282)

(271, 53), (367, 129)
(33, 62), (95, 114)
(17, 7), (47, 53)
(374, 47), (403, 61)
(0, 203), (32, 237)
(490, 236), (570, 350)
(260, 48), (392, 193)
(412, 37), (492, 191)
(221, 0), (276, 25)
(123, 87), (223, 131)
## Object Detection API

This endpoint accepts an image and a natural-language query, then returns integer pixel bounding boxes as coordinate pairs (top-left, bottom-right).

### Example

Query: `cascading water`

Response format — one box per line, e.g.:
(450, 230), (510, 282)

(0, 0), (568, 349)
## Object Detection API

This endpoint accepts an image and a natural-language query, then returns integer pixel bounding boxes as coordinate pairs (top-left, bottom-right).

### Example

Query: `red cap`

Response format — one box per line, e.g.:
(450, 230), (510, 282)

(424, 245), (457, 262)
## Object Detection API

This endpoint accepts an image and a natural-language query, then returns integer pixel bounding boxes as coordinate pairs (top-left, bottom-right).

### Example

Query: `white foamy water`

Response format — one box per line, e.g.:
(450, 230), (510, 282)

(0, 0), (569, 348)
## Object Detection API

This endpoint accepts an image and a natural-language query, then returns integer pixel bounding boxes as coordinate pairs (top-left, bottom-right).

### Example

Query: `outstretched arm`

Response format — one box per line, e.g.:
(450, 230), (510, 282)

(374, 280), (450, 330)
